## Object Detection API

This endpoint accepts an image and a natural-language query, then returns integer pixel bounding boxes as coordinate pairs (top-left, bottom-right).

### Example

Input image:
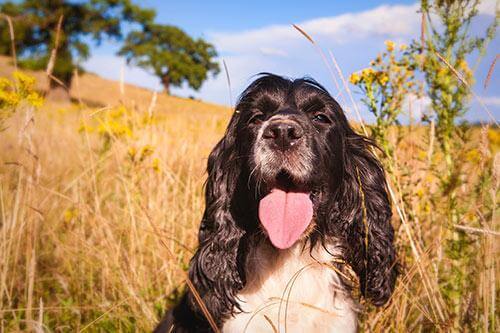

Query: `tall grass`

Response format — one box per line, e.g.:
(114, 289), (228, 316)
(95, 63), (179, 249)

(0, 65), (498, 332)
(0, 9), (499, 333)
(0, 82), (231, 330)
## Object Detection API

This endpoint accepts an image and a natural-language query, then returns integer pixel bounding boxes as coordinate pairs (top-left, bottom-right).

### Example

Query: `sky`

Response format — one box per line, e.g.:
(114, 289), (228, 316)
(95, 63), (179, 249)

(83, 0), (499, 123)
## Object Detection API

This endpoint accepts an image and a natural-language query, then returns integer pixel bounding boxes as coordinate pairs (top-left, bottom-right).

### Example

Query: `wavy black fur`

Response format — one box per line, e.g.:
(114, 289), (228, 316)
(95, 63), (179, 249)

(154, 74), (398, 332)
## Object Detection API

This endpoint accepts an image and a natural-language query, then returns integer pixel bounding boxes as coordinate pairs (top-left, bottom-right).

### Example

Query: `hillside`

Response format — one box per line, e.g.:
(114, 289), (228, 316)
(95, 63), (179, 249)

(0, 55), (231, 115)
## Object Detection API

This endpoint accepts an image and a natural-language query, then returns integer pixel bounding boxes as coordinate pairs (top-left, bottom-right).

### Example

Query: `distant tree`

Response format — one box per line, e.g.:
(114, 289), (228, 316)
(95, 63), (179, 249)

(0, 0), (155, 90)
(118, 24), (220, 94)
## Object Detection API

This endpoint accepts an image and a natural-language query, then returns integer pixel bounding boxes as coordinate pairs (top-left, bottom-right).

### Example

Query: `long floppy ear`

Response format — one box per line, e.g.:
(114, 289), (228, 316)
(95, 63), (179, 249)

(185, 111), (247, 327)
(340, 133), (398, 306)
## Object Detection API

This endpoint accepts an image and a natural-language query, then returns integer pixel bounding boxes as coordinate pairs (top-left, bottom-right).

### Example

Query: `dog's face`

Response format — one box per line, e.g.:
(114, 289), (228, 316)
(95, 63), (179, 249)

(232, 75), (348, 249)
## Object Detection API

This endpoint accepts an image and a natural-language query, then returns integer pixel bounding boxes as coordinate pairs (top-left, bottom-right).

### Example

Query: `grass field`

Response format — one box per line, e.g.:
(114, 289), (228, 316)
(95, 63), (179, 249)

(0, 54), (498, 332)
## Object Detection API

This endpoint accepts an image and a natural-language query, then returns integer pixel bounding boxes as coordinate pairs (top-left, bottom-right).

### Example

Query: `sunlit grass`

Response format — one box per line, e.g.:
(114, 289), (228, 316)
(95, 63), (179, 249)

(0, 62), (498, 332)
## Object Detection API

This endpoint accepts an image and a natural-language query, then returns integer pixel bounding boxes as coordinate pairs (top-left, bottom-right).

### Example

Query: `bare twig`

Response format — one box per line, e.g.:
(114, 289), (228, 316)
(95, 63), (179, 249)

(222, 59), (233, 108)
(421, 11), (426, 50)
(328, 50), (369, 136)
(453, 224), (500, 237)
(292, 24), (348, 117)
(484, 54), (498, 90)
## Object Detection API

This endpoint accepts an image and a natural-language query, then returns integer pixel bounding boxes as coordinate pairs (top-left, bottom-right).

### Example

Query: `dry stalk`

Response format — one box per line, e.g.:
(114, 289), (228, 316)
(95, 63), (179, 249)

(484, 54), (498, 90)
(1, 14), (17, 70)
(222, 59), (233, 108)
(46, 14), (64, 80)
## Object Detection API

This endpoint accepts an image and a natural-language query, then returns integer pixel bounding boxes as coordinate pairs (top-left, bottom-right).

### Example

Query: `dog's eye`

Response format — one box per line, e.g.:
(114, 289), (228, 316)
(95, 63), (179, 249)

(248, 112), (265, 125)
(312, 113), (331, 123)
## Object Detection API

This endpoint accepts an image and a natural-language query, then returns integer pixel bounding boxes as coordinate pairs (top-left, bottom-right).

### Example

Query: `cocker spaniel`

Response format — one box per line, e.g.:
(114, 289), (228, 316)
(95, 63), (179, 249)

(155, 74), (398, 332)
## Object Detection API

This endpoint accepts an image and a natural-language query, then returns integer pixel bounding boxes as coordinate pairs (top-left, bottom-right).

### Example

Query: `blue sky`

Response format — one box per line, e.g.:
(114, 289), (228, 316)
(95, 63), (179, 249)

(84, 0), (499, 123)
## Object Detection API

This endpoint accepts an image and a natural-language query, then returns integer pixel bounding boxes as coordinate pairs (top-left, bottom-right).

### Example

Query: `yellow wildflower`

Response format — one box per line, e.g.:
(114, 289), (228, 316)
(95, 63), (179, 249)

(26, 92), (43, 108)
(349, 72), (361, 85)
(63, 208), (79, 223)
(139, 144), (154, 162)
(384, 40), (395, 52)
(378, 72), (389, 86)
(128, 146), (137, 161)
(465, 149), (480, 164)
(152, 157), (161, 173)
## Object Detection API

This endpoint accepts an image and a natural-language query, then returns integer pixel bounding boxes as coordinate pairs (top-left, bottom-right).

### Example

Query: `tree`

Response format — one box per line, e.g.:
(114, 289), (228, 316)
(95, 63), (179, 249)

(118, 24), (220, 94)
(0, 0), (155, 90)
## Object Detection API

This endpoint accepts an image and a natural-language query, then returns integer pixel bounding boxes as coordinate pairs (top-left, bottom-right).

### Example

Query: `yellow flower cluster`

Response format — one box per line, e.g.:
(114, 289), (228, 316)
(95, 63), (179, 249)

(349, 67), (390, 86)
(80, 105), (134, 139)
(63, 208), (79, 223)
(349, 40), (415, 92)
(152, 157), (161, 173)
(0, 71), (43, 118)
(456, 59), (473, 79)
(80, 104), (164, 173)
(385, 40), (395, 52)
(347, 40), (418, 155)
(128, 144), (155, 163)
(0, 71), (43, 129)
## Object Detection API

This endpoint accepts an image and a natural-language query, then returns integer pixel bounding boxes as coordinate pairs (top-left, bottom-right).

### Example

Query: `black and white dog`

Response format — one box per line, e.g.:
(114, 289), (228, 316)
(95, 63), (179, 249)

(155, 74), (398, 332)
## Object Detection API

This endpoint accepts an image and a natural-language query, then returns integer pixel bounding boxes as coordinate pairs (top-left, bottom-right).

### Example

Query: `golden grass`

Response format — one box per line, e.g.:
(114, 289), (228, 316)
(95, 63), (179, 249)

(0, 55), (498, 332)
(0, 55), (232, 331)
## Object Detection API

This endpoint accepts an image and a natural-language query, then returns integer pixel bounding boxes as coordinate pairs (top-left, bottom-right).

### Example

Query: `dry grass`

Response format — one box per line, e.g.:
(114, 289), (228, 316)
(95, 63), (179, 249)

(0, 55), (231, 331)
(0, 53), (498, 332)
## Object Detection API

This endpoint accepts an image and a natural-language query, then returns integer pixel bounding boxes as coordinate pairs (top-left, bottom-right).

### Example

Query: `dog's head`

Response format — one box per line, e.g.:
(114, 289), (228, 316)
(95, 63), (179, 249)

(234, 74), (351, 249)
(189, 74), (397, 322)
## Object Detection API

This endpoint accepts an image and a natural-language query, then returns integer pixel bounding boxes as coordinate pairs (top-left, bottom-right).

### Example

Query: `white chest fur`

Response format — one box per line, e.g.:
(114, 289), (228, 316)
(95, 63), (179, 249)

(223, 242), (357, 333)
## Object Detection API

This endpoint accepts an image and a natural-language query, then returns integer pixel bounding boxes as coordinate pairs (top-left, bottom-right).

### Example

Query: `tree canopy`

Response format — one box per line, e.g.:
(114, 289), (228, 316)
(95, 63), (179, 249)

(118, 24), (220, 94)
(0, 0), (219, 95)
(0, 0), (156, 88)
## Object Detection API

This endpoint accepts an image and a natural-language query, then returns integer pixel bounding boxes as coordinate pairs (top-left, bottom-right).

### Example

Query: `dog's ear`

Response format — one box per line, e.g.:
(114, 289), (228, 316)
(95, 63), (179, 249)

(339, 133), (398, 306)
(186, 110), (246, 325)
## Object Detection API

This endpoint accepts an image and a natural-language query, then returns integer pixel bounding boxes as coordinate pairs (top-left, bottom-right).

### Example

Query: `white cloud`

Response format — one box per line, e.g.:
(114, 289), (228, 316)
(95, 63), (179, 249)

(402, 93), (432, 121)
(210, 3), (421, 54)
(478, 0), (499, 15)
(210, 0), (497, 56)
(259, 47), (288, 57)
(196, 3), (427, 106)
(480, 96), (500, 106)
(298, 4), (420, 40)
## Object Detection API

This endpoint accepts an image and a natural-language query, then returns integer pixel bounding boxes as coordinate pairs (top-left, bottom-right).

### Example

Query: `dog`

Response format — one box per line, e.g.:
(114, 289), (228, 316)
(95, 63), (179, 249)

(154, 74), (398, 332)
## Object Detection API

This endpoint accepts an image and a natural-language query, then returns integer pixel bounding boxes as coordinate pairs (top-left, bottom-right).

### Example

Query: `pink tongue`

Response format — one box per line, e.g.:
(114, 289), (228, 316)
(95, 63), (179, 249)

(258, 189), (313, 249)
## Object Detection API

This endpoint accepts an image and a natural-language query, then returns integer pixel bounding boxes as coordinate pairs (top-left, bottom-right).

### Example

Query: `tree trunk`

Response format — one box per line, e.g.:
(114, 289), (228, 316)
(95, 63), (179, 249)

(161, 74), (170, 95)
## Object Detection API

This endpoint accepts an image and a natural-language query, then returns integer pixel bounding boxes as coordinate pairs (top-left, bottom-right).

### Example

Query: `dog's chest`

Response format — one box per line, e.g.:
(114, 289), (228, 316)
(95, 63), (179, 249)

(223, 243), (357, 333)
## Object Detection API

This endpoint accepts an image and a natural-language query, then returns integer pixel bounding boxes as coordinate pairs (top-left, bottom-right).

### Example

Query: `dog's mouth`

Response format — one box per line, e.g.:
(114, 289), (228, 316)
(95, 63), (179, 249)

(258, 170), (316, 250)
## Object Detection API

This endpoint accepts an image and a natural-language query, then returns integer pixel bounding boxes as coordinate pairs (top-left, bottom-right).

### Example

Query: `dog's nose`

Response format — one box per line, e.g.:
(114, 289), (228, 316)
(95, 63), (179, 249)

(263, 120), (304, 149)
